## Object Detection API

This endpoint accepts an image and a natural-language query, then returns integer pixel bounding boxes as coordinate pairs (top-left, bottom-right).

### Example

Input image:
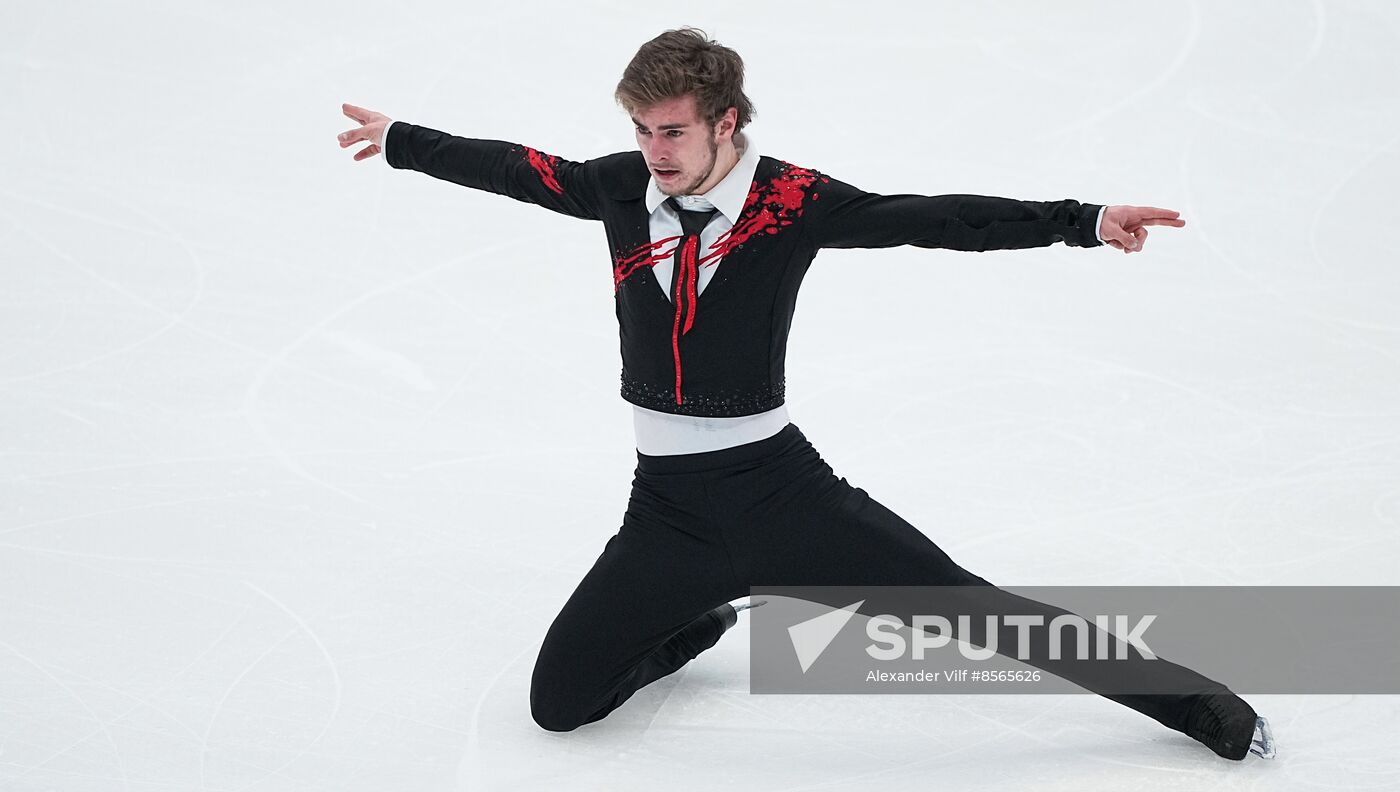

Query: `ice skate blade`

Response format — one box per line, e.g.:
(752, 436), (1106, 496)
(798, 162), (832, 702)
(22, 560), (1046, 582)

(1248, 715), (1276, 759)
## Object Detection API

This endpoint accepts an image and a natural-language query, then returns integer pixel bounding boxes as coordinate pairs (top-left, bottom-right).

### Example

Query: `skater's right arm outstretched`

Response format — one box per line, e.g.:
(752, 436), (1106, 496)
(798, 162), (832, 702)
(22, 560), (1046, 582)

(337, 102), (606, 221)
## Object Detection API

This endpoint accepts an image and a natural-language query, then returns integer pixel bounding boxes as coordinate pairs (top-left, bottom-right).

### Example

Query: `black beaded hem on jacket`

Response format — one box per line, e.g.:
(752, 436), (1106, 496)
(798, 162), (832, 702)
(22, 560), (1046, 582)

(620, 373), (786, 417)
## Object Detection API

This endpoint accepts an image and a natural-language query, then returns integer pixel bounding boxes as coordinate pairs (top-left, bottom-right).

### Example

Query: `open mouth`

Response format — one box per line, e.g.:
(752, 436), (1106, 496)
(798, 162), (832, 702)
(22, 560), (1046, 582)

(654, 168), (680, 180)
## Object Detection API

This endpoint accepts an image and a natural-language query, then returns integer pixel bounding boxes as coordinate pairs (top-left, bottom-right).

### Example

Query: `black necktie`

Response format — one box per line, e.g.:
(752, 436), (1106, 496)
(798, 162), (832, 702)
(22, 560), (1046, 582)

(664, 197), (718, 406)
(666, 197), (718, 311)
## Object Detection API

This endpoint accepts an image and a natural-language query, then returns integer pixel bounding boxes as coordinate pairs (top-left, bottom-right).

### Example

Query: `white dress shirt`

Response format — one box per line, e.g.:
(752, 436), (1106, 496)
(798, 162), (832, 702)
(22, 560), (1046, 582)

(379, 121), (1108, 456)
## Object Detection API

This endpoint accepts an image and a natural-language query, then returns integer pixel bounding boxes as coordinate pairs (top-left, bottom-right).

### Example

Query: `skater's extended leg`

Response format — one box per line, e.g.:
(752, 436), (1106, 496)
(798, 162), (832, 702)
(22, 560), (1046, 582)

(529, 467), (745, 732)
(714, 423), (1263, 758)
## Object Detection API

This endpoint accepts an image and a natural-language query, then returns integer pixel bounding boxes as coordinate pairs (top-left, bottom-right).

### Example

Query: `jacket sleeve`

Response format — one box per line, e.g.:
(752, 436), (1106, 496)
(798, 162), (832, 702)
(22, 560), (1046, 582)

(807, 173), (1104, 252)
(384, 121), (605, 221)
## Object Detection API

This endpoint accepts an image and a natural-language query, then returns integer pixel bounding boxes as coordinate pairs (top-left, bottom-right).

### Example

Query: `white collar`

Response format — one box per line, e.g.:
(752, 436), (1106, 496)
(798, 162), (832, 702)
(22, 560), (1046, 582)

(644, 131), (759, 225)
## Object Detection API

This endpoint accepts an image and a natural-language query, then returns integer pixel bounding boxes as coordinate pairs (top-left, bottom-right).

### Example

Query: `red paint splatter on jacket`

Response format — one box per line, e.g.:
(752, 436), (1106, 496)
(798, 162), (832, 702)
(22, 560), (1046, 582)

(522, 146), (564, 194)
(612, 161), (827, 407)
(698, 163), (826, 267)
(613, 235), (683, 291)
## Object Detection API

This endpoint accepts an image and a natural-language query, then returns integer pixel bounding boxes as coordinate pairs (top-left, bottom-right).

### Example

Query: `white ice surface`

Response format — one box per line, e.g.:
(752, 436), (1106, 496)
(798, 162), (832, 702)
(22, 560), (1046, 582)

(3, 1), (1399, 790)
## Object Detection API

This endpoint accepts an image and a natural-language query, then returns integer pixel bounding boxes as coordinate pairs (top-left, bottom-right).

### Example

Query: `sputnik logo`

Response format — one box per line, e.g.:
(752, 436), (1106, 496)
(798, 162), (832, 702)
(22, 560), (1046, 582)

(787, 600), (865, 673)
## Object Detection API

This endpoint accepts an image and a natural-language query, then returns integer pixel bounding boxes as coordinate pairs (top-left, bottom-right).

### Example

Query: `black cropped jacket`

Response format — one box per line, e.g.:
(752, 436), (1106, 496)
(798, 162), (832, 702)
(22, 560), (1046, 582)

(384, 122), (1105, 417)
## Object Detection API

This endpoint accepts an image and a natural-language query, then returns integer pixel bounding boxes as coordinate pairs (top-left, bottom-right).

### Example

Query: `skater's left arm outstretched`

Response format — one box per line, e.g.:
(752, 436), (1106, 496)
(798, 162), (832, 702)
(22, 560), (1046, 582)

(805, 172), (1183, 255)
(337, 102), (608, 222)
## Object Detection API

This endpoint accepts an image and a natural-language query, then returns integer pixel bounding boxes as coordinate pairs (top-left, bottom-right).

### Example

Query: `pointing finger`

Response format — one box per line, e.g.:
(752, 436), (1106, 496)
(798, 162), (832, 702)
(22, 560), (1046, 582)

(1127, 206), (1185, 225)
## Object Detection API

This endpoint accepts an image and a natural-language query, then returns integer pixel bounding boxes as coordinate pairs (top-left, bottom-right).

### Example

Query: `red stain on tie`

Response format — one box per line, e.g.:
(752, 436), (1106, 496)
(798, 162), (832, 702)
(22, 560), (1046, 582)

(670, 234), (704, 404)
(682, 236), (699, 335)
(522, 146), (564, 194)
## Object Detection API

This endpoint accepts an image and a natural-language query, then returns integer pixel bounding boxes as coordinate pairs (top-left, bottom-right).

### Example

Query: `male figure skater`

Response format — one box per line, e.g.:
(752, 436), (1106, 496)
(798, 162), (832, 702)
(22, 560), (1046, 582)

(339, 27), (1274, 761)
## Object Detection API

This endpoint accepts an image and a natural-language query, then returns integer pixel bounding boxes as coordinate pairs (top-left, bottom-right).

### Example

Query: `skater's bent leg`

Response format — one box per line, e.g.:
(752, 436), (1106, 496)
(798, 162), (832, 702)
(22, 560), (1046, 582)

(530, 473), (744, 732)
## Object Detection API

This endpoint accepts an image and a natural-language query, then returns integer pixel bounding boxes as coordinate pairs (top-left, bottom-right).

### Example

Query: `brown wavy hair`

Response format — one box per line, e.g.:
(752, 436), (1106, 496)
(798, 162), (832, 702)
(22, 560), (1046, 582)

(615, 27), (756, 133)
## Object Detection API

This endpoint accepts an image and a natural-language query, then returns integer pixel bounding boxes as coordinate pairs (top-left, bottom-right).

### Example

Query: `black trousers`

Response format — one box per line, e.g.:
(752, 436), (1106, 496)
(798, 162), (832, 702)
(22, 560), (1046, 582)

(529, 422), (1231, 733)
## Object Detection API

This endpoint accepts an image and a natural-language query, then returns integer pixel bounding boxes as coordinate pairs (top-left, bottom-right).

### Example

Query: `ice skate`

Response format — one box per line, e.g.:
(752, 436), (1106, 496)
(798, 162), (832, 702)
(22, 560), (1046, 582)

(1184, 692), (1275, 760)
(732, 598), (767, 615)
(709, 599), (766, 632)
(1250, 715), (1277, 759)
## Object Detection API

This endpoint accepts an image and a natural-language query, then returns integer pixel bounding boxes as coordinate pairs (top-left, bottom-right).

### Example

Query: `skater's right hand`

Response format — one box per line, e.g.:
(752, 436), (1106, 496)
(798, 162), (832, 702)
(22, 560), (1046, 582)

(338, 103), (392, 162)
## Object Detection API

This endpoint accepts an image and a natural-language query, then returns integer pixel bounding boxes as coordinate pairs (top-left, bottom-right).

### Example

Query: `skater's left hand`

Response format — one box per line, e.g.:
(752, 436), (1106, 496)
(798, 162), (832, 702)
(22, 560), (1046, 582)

(1100, 205), (1185, 254)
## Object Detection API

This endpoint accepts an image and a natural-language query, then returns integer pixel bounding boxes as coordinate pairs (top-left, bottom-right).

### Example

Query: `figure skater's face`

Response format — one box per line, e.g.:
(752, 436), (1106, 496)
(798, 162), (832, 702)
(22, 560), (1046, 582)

(632, 94), (734, 197)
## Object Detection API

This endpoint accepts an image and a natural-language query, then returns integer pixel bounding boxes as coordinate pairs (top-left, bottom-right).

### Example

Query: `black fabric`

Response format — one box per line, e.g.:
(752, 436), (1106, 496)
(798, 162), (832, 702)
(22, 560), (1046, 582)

(385, 123), (1105, 417)
(528, 423), (1233, 734)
